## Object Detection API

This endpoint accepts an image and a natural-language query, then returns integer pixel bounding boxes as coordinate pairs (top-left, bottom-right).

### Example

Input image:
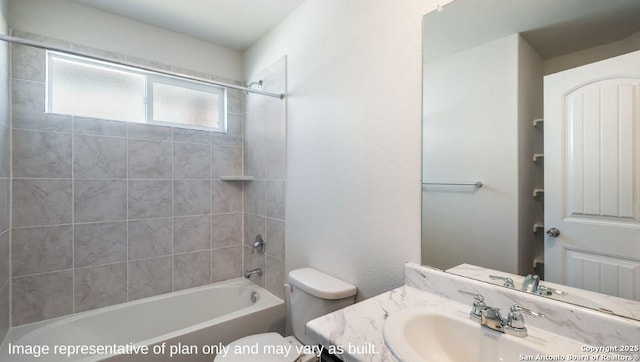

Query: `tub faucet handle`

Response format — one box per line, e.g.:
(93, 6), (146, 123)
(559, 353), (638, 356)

(252, 234), (265, 255)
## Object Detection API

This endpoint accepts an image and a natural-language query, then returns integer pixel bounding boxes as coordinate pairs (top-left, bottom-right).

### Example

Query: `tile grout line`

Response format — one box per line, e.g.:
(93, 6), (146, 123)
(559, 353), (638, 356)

(8, 44), (13, 329)
(12, 125), (232, 145)
(262, 94), (268, 289)
(171, 128), (174, 293)
(12, 249), (218, 280)
(209, 141), (213, 286)
(125, 125), (129, 303)
(240, 94), (246, 281)
(71, 106), (75, 315)
(210, 134), (214, 285)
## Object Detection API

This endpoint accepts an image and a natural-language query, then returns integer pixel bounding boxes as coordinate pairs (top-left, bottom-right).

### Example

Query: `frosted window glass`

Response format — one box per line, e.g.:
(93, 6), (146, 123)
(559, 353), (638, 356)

(50, 56), (145, 123)
(47, 52), (225, 131)
(152, 82), (220, 128)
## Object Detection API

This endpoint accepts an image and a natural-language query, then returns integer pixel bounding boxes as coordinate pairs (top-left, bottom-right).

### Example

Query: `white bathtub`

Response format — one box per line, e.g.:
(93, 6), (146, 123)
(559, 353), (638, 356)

(0, 278), (284, 361)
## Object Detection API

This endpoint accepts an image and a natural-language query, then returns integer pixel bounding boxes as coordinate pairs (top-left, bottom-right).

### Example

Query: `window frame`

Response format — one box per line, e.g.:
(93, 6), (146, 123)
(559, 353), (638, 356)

(45, 50), (227, 133)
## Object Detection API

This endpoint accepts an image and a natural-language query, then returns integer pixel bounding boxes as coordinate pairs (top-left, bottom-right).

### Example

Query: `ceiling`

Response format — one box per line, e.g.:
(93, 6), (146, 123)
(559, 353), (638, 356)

(73, 0), (306, 50)
(423, 0), (640, 62)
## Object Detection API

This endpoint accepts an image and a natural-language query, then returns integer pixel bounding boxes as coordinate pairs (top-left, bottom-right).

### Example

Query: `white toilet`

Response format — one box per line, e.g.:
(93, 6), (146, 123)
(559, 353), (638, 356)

(215, 267), (357, 362)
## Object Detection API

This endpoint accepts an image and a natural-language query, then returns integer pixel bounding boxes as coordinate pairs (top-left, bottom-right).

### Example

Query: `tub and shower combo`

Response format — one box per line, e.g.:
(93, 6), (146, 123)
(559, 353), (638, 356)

(0, 278), (284, 361)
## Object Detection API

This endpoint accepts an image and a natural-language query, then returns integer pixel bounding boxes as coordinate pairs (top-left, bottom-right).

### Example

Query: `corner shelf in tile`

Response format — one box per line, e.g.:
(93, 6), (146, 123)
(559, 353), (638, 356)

(220, 176), (255, 181)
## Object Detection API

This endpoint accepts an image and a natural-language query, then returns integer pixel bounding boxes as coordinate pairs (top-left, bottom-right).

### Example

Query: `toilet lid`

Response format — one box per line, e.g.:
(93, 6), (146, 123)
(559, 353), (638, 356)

(215, 333), (301, 362)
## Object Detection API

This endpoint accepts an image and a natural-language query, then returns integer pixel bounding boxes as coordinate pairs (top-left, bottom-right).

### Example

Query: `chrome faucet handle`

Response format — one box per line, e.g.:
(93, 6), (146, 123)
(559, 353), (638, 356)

(458, 290), (486, 322)
(251, 234), (265, 255)
(510, 304), (544, 318)
(489, 275), (515, 288)
(535, 284), (568, 296)
(458, 290), (485, 305)
(506, 304), (544, 337)
(458, 290), (484, 302)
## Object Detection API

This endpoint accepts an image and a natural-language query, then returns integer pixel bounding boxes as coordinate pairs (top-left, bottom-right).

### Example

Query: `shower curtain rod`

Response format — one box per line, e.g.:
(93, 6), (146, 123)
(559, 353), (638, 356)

(0, 34), (285, 99)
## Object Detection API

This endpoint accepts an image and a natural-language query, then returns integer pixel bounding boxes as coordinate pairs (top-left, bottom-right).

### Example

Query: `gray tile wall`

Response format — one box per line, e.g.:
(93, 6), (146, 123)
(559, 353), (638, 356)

(243, 57), (287, 299)
(10, 31), (245, 326)
(0, 35), (10, 343)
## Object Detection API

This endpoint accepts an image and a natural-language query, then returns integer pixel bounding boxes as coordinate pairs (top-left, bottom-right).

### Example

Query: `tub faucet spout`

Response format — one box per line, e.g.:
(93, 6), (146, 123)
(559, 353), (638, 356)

(245, 268), (263, 279)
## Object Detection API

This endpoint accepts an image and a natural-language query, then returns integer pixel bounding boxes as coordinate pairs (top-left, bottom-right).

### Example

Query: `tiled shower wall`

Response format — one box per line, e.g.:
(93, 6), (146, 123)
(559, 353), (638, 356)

(10, 31), (245, 326)
(243, 58), (287, 299)
(0, 34), (11, 341)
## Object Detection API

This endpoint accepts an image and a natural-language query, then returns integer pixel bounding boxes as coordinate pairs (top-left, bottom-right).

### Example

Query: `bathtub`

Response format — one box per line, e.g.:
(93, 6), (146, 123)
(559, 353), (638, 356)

(0, 278), (284, 361)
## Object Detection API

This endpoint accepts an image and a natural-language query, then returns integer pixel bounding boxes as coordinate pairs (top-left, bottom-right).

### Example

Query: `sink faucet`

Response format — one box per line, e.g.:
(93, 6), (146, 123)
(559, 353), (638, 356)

(245, 268), (263, 279)
(490, 274), (567, 297)
(521, 274), (540, 293)
(522, 274), (568, 296)
(459, 290), (544, 337)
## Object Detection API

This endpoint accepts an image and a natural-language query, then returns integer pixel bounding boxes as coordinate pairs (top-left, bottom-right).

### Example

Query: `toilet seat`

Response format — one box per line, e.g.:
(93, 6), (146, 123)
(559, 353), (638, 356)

(214, 333), (302, 362)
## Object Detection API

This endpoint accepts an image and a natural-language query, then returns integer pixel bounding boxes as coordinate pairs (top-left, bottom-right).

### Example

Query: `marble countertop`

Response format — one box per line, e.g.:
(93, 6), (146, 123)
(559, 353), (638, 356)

(305, 285), (446, 362)
(306, 263), (640, 362)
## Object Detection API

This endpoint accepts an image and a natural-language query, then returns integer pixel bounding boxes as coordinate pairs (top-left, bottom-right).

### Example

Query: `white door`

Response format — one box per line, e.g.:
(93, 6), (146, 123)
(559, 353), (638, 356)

(544, 50), (640, 301)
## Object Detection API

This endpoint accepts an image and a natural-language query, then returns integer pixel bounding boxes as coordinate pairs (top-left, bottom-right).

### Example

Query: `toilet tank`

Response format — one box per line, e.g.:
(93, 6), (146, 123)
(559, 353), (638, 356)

(288, 268), (357, 345)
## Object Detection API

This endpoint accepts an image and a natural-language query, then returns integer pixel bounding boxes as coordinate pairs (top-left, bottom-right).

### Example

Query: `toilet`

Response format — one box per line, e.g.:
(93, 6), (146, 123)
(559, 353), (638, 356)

(215, 267), (357, 362)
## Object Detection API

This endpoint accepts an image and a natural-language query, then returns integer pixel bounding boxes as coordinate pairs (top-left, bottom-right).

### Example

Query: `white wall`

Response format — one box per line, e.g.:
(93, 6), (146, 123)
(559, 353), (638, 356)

(7, 0), (243, 80)
(422, 34), (520, 273)
(244, 0), (450, 299)
(544, 30), (640, 75)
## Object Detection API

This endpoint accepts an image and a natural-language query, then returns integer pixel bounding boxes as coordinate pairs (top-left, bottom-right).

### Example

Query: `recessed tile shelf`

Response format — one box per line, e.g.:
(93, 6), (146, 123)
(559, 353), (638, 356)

(220, 176), (255, 181)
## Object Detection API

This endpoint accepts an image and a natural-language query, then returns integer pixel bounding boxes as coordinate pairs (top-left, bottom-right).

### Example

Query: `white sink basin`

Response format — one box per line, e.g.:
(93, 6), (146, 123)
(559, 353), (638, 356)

(382, 307), (583, 362)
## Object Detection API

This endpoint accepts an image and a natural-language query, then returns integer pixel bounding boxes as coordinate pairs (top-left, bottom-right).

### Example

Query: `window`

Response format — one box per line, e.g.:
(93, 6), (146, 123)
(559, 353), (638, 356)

(150, 79), (222, 129)
(48, 53), (146, 123)
(46, 51), (226, 132)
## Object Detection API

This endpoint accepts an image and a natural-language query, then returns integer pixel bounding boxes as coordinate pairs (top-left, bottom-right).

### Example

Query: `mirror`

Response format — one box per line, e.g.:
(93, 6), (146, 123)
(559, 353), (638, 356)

(421, 0), (640, 320)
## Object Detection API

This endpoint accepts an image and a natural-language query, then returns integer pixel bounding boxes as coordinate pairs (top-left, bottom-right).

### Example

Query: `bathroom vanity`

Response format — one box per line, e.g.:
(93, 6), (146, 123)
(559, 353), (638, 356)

(306, 263), (640, 362)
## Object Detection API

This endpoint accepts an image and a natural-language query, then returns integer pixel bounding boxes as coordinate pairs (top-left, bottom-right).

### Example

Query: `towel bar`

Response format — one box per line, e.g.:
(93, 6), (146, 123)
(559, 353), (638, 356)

(422, 181), (483, 189)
